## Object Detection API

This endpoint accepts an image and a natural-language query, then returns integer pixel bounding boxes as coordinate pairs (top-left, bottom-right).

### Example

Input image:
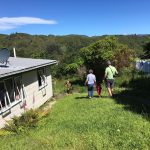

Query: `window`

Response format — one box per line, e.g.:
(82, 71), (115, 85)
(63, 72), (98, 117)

(5, 78), (15, 103)
(14, 76), (26, 101)
(37, 67), (47, 88)
(0, 82), (6, 109)
(0, 76), (26, 112)
(0, 80), (12, 111)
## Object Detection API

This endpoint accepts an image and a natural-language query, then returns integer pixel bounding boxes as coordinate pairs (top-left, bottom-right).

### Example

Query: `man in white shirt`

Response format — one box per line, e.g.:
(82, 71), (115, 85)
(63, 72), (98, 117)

(85, 69), (96, 98)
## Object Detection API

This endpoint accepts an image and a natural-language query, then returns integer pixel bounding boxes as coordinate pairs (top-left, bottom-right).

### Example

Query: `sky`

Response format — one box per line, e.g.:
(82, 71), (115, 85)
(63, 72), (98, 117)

(0, 0), (150, 36)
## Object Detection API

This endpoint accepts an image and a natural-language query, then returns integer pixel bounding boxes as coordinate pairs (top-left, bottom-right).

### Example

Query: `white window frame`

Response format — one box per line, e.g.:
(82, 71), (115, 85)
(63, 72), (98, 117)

(0, 81), (10, 114)
(0, 76), (27, 114)
(37, 67), (47, 90)
(14, 76), (27, 101)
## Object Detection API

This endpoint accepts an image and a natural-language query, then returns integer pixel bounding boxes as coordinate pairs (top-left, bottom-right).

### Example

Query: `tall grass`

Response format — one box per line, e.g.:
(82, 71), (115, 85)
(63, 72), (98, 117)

(0, 70), (150, 149)
(52, 77), (86, 96)
(0, 93), (150, 149)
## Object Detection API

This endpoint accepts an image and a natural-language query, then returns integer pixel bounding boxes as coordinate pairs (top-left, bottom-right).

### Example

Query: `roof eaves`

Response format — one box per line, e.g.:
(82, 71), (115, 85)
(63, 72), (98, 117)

(0, 60), (57, 79)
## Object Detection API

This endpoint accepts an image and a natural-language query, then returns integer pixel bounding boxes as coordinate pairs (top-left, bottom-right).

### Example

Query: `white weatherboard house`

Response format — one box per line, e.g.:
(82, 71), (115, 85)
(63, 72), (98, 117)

(0, 57), (57, 128)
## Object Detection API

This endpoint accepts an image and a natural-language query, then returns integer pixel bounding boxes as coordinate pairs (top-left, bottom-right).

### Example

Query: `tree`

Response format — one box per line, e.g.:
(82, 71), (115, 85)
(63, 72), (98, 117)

(142, 42), (150, 59)
(80, 36), (134, 80)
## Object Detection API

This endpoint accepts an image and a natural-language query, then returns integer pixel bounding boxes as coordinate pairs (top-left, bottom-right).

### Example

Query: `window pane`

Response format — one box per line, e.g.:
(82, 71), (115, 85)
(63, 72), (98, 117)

(14, 77), (22, 100)
(0, 82), (6, 109)
(37, 68), (46, 87)
(37, 70), (42, 87)
(5, 78), (15, 103)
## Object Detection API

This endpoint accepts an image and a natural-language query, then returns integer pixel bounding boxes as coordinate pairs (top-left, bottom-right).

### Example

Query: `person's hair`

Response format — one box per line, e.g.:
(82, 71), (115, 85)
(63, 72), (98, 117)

(89, 69), (93, 73)
(107, 60), (111, 65)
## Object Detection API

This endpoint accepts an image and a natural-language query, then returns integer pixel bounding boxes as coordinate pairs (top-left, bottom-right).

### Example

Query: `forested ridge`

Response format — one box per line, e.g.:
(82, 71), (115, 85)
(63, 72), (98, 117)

(0, 33), (150, 77)
(1, 34), (150, 150)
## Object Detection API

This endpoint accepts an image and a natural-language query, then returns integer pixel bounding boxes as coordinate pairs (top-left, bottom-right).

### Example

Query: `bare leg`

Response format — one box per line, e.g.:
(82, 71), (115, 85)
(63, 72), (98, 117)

(107, 87), (113, 97)
(111, 88), (114, 95)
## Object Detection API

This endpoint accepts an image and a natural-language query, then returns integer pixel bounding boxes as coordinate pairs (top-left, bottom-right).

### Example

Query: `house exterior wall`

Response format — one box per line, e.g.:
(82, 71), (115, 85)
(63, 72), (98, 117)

(0, 66), (53, 128)
(23, 67), (53, 109)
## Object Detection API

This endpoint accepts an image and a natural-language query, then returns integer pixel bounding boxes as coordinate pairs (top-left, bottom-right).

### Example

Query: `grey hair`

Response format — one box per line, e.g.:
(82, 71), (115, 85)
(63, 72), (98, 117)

(89, 69), (93, 73)
(107, 60), (111, 65)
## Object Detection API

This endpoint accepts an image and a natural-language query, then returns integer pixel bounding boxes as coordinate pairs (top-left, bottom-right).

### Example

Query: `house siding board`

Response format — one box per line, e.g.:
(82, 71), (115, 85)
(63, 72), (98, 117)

(0, 103), (24, 128)
(22, 70), (38, 109)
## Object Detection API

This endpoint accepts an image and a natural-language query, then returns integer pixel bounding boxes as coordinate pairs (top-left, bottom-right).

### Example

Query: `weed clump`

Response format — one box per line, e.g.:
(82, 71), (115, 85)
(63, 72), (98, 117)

(4, 109), (39, 134)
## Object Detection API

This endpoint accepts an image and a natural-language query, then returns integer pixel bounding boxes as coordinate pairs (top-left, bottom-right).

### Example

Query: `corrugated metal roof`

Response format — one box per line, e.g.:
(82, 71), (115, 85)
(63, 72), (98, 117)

(0, 57), (57, 78)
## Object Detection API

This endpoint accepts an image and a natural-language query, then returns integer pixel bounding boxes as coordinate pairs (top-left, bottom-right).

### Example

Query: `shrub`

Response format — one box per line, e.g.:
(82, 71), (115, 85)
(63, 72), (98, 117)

(4, 109), (39, 134)
(80, 36), (135, 79)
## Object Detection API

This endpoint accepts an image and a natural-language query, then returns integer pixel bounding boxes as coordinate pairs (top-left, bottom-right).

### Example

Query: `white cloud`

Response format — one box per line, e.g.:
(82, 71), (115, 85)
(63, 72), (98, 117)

(0, 17), (57, 30)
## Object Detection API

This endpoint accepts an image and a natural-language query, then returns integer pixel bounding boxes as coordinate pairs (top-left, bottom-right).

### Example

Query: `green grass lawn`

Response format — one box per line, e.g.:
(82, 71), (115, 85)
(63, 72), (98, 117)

(0, 91), (150, 150)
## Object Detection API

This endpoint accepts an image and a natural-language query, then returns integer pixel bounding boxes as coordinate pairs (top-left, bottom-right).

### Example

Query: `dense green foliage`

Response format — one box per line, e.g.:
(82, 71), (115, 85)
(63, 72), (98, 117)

(143, 41), (150, 58)
(80, 36), (134, 80)
(0, 33), (150, 77)
(117, 34), (150, 57)
(81, 36), (134, 68)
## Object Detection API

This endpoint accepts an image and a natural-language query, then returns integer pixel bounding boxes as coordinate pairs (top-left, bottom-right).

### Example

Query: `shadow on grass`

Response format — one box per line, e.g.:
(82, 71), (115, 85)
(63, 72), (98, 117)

(75, 95), (106, 100)
(113, 75), (150, 120)
(75, 96), (88, 100)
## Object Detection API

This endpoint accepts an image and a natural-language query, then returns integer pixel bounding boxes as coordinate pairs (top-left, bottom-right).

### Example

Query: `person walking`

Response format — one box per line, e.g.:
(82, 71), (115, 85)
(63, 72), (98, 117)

(95, 72), (104, 97)
(96, 82), (102, 97)
(104, 61), (118, 97)
(85, 69), (96, 98)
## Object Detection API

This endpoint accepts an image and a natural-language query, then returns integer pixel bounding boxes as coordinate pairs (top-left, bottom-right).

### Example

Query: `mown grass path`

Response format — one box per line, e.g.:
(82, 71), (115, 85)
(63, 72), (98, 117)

(0, 93), (150, 150)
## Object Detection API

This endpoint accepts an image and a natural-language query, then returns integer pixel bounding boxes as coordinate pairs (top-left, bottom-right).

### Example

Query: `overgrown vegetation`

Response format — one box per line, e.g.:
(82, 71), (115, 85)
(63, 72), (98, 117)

(0, 68), (150, 149)
(4, 109), (39, 134)
(0, 90), (150, 149)
(80, 36), (135, 81)
(0, 33), (150, 149)
(0, 33), (150, 78)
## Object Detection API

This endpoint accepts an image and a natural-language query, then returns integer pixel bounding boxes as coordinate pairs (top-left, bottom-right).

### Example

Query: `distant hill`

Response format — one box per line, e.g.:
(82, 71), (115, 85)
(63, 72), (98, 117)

(1, 33), (149, 52)
(0, 32), (149, 63)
